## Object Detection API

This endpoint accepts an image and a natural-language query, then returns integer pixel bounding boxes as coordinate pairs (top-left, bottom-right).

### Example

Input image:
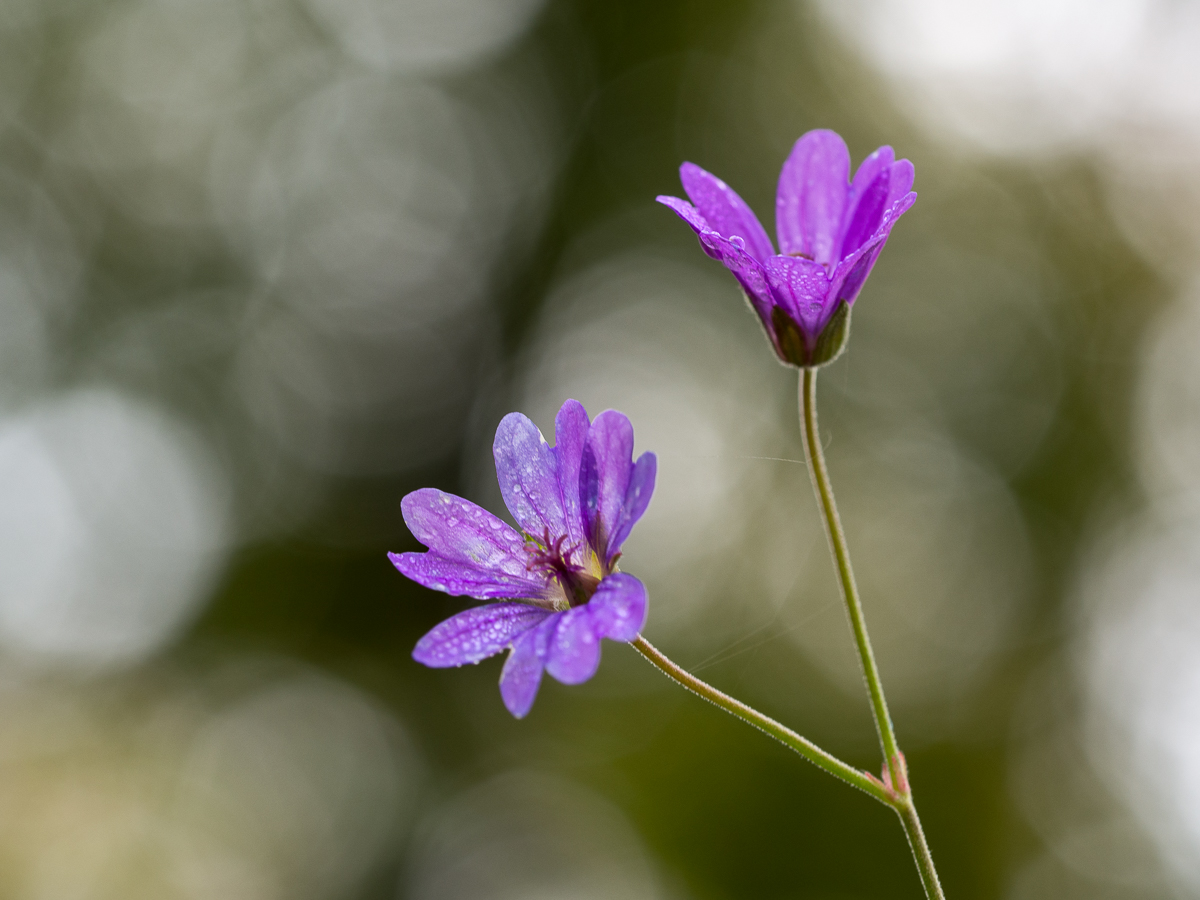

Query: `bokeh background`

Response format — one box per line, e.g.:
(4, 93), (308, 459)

(0, 0), (1197, 896)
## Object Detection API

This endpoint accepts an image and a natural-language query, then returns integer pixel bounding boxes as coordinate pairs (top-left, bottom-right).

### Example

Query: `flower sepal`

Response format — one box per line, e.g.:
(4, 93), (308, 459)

(770, 298), (851, 368)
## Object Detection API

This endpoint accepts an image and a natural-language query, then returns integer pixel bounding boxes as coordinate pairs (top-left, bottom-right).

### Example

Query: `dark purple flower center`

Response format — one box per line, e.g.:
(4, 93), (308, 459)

(524, 528), (600, 608)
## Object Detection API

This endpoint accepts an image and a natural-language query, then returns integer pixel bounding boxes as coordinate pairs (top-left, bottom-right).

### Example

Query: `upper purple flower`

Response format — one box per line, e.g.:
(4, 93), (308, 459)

(657, 129), (916, 367)
(390, 399), (656, 718)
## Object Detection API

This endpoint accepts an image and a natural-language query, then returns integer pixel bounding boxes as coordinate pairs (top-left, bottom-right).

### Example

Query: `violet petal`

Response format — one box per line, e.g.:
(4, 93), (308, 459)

(830, 191), (917, 306)
(839, 157), (914, 261)
(606, 451), (657, 562)
(389, 552), (550, 600)
(399, 488), (548, 598)
(544, 605), (602, 685)
(679, 162), (775, 262)
(589, 573), (648, 642)
(412, 601), (551, 668)
(838, 146), (895, 259)
(581, 410), (635, 559)
(553, 399), (591, 556)
(499, 622), (551, 718)
(655, 194), (714, 246)
(884, 159), (916, 210)
(494, 412), (568, 541)
(762, 255), (835, 335)
(656, 196), (776, 324)
(775, 130), (850, 267)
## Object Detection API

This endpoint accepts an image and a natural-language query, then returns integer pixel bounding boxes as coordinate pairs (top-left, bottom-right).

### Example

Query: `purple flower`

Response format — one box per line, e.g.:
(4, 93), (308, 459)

(657, 129), (916, 367)
(390, 399), (656, 718)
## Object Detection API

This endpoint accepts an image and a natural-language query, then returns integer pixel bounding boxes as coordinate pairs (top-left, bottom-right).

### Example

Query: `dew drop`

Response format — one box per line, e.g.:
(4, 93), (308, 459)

(729, 235), (746, 250)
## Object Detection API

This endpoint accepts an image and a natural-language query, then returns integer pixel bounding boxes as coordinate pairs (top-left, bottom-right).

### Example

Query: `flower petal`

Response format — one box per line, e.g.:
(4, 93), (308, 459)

(412, 601), (551, 668)
(837, 145), (892, 259)
(553, 399), (591, 557)
(656, 194), (711, 239)
(658, 196), (776, 326)
(606, 451), (656, 561)
(775, 130), (850, 267)
(494, 412), (568, 541)
(762, 254), (835, 336)
(588, 573), (647, 642)
(390, 552), (549, 600)
(544, 605), (602, 685)
(839, 153), (914, 261)
(499, 615), (557, 718)
(398, 488), (548, 599)
(581, 410), (634, 561)
(679, 162), (775, 261)
(830, 190), (917, 306)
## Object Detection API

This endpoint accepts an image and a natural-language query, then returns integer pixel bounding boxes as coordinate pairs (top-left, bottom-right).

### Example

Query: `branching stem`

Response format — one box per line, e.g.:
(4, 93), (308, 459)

(630, 635), (895, 806)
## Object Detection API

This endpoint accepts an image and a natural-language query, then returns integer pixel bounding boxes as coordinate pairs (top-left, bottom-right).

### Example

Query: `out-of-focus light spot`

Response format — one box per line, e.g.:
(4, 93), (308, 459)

(811, 0), (1200, 156)
(407, 770), (666, 900)
(0, 389), (229, 668)
(1136, 283), (1200, 509)
(55, 0), (254, 225)
(841, 242), (1062, 477)
(0, 264), (51, 403)
(227, 74), (553, 476)
(787, 428), (1032, 718)
(238, 77), (480, 325)
(0, 662), (418, 900)
(1071, 277), (1200, 892)
(0, 172), (84, 399)
(1078, 516), (1200, 890)
(0, 15), (40, 138)
(302, 0), (547, 74)
(177, 672), (416, 899)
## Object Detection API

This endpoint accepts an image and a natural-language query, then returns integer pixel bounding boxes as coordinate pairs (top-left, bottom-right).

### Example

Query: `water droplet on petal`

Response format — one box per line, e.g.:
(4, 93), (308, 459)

(729, 235), (746, 250)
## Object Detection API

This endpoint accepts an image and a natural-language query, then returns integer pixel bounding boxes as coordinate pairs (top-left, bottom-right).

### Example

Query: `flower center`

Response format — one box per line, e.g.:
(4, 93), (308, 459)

(524, 528), (600, 609)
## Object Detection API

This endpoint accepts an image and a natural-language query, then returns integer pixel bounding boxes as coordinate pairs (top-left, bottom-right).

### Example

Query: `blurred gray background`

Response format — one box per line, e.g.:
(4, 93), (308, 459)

(0, 0), (1196, 897)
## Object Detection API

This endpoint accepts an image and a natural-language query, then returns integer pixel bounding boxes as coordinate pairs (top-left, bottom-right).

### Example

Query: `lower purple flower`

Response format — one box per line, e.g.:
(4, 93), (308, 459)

(390, 399), (656, 718)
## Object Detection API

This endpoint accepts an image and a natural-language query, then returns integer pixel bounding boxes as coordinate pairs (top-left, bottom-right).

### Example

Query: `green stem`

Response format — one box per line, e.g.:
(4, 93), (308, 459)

(800, 367), (945, 900)
(897, 795), (945, 900)
(631, 635), (895, 806)
(800, 368), (900, 778)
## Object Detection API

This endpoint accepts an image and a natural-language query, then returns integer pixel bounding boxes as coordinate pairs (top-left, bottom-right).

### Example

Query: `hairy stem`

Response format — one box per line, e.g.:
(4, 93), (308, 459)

(896, 795), (945, 900)
(800, 368), (900, 777)
(800, 366), (944, 900)
(631, 635), (894, 806)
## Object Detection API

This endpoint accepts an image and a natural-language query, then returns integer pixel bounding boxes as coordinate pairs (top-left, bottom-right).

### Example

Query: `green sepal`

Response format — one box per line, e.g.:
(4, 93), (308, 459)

(771, 306), (809, 367)
(809, 299), (851, 367)
(769, 300), (852, 368)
